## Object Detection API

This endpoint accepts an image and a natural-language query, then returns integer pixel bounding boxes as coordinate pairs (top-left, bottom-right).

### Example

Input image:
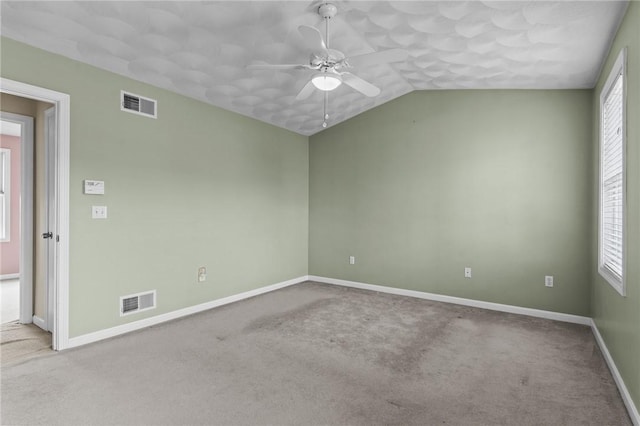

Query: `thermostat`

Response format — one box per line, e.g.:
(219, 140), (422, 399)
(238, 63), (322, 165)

(84, 180), (105, 195)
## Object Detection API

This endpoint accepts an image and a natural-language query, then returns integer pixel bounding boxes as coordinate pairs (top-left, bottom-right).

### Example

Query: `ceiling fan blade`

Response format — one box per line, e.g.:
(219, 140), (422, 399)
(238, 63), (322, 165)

(298, 25), (328, 54)
(341, 72), (381, 97)
(247, 63), (309, 70)
(295, 80), (316, 100)
(346, 49), (409, 67)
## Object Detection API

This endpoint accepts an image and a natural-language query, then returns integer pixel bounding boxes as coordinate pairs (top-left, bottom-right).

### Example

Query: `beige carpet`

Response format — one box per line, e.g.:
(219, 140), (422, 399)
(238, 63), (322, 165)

(0, 282), (631, 425)
(1, 322), (53, 366)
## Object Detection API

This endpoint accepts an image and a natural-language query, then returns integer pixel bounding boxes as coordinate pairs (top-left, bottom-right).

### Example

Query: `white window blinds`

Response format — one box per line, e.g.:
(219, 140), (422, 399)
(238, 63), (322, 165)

(599, 48), (626, 295)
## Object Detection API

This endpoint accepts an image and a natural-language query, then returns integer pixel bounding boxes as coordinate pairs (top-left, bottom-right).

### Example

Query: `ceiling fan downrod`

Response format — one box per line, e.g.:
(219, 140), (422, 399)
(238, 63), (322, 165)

(318, 3), (337, 129)
(318, 3), (337, 49)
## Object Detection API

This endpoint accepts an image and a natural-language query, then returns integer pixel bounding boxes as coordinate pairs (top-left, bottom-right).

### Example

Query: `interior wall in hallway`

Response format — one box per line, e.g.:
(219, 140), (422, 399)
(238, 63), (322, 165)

(0, 134), (21, 275)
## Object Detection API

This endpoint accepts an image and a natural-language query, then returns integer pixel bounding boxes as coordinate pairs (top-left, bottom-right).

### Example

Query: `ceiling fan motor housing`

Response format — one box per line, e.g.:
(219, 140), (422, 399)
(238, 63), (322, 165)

(318, 3), (337, 19)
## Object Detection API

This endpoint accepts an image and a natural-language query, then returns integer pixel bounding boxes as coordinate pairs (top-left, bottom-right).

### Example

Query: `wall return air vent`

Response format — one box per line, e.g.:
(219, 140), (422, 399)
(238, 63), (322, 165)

(120, 290), (156, 316)
(121, 91), (157, 118)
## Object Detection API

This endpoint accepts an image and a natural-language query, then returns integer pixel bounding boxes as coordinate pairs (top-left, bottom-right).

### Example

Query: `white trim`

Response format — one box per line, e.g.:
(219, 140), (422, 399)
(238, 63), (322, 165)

(0, 147), (10, 242)
(66, 275), (309, 349)
(32, 315), (46, 330)
(309, 276), (592, 326)
(591, 320), (640, 425)
(1, 78), (71, 351)
(0, 273), (20, 280)
(598, 47), (627, 296)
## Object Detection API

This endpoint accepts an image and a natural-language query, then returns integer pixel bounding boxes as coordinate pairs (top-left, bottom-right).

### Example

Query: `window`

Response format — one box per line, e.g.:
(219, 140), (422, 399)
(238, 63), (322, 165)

(0, 148), (10, 242)
(599, 48), (626, 296)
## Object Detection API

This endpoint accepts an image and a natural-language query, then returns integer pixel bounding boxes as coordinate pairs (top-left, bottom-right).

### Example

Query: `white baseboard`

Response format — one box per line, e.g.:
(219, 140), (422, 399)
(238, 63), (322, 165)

(308, 275), (592, 326)
(67, 275), (309, 349)
(591, 320), (640, 425)
(32, 315), (46, 330)
(61, 273), (640, 423)
(63, 273), (638, 422)
(0, 273), (20, 281)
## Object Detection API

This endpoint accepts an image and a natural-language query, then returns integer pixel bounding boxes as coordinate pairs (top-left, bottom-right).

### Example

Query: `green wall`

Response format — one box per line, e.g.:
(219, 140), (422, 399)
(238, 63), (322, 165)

(309, 90), (593, 316)
(0, 37), (309, 337)
(592, 1), (640, 411)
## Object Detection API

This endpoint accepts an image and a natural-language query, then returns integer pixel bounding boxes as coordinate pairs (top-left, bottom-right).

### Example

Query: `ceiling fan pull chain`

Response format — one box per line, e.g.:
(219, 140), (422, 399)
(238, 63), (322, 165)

(322, 91), (329, 128)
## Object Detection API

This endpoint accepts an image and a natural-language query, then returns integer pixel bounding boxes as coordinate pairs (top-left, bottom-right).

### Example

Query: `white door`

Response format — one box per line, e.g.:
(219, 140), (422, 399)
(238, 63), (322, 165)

(44, 107), (56, 331)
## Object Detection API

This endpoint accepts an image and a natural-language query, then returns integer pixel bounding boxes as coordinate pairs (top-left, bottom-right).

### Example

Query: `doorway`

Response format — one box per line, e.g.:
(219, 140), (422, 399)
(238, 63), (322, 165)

(0, 112), (33, 325)
(0, 78), (70, 351)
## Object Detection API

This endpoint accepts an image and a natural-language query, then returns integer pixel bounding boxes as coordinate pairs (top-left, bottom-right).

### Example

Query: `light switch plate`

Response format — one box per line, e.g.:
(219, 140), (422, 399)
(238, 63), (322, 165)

(92, 205), (107, 219)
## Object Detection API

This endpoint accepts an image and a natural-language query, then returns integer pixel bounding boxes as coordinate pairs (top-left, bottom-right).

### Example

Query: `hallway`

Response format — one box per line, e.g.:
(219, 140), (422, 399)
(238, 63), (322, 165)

(1, 321), (52, 366)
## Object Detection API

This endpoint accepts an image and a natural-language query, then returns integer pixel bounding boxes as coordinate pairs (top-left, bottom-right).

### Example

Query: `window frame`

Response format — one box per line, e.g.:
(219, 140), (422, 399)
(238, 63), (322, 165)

(598, 47), (627, 296)
(0, 148), (10, 242)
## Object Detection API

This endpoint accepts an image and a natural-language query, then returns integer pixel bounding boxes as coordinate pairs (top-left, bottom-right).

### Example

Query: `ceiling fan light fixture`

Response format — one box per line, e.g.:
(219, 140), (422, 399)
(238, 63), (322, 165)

(312, 73), (342, 91)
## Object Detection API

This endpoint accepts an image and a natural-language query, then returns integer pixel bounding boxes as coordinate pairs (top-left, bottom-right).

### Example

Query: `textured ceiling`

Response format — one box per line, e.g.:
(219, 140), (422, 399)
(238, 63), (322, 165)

(0, 1), (628, 135)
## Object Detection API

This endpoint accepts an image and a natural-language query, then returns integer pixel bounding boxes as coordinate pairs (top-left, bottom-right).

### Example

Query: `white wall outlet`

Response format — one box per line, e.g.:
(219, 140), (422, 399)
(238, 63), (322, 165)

(91, 205), (107, 219)
(545, 275), (554, 287)
(349, 256), (355, 265)
(464, 267), (472, 278)
(198, 267), (207, 282)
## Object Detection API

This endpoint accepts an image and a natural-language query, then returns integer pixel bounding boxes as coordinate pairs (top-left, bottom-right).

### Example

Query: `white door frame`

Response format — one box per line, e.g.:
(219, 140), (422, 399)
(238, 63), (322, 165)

(0, 111), (33, 324)
(0, 78), (70, 351)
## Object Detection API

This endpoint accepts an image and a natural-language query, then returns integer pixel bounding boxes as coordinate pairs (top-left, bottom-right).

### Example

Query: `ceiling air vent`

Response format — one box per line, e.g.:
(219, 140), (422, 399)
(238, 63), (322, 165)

(121, 91), (157, 118)
(120, 290), (156, 316)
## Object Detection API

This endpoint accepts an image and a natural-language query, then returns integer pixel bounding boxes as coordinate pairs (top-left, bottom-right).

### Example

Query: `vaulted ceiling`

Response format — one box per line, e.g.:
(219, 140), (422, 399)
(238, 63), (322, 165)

(0, 1), (628, 135)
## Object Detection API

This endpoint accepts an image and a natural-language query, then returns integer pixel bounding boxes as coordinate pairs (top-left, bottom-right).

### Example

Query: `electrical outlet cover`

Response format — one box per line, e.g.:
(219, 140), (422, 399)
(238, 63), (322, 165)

(198, 267), (207, 282)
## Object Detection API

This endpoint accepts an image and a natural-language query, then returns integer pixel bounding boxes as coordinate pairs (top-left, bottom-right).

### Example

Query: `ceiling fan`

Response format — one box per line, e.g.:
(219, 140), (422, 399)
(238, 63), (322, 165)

(248, 3), (408, 128)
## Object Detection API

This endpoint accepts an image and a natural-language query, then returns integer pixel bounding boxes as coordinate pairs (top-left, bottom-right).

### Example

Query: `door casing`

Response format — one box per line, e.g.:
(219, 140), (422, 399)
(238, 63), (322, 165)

(1, 78), (70, 350)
